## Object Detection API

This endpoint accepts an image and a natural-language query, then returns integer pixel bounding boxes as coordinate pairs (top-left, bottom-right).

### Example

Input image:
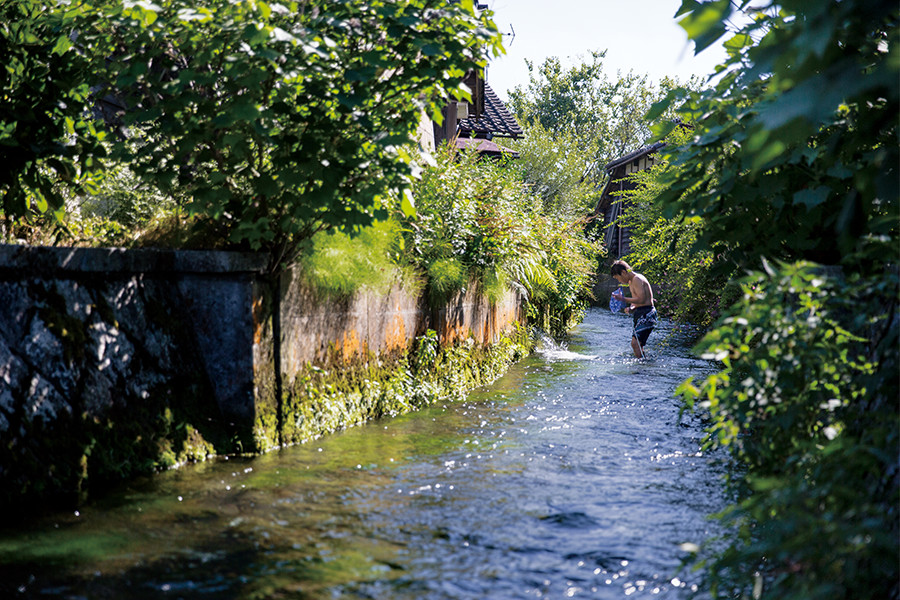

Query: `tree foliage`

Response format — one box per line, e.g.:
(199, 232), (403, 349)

(649, 0), (898, 271)
(646, 1), (899, 597)
(678, 262), (897, 600)
(507, 51), (688, 186)
(0, 0), (108, 221)
(505, 121), (598, 219)
(0, 0), (503, 263)
(619, 127), (738, 328)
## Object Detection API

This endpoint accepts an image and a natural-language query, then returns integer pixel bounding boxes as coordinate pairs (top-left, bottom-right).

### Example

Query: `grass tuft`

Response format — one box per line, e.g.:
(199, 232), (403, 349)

(299, 220), (405, 299)
(427, 257), (467, 304)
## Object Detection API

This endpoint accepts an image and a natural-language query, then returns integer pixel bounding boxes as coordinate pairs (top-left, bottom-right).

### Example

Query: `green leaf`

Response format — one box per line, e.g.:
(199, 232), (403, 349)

(678, 0), (730, 53)
(674, 0), (701, 19)
(400, 189), (416, 217)
(649, 120), (678, 141)
(52, 35), (72, 55)
(420, 43), (442, 56)
(231, 100), (260, 122)
(793, 186), (830, 210)
(646, 95), (674, 122)
(346, 67), (376, 82)
(750, 139), (786, 171)
(723, 33), (753, 52)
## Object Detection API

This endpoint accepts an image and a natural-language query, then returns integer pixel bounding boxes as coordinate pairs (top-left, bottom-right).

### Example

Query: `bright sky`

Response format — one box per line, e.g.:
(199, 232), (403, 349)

(484, 0), (730, 100)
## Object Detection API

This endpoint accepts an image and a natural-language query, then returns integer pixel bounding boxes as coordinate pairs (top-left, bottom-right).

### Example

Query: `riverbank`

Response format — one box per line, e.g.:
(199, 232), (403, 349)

(0, 244), (530, 516)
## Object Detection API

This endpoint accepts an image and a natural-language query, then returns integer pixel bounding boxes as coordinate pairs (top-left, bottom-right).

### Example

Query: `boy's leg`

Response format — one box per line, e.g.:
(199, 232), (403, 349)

(631, 335), (643, 358)
(632, 307), (656, 358)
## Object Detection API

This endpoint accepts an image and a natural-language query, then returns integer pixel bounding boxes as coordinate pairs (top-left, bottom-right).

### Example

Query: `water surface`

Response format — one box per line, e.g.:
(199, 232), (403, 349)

(0, 308), (728, 599)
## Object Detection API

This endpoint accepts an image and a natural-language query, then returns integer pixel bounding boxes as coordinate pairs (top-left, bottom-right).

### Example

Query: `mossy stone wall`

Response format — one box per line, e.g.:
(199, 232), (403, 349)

(0, 245), (527, 515)
(269, 271), (528, 450)
(0, 245), (268, 515)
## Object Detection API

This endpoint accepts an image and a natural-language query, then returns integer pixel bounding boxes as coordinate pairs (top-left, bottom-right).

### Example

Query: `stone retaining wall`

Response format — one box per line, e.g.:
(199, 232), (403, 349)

(0, 244), (524, 512)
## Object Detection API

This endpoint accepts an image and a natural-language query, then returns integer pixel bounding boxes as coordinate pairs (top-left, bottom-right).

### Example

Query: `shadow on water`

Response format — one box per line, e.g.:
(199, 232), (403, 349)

(0, 308), (731, 599)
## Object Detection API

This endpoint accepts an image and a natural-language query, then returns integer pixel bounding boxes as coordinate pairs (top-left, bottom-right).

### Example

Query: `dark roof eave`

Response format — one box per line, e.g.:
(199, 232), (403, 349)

(603, 142), (665, 173)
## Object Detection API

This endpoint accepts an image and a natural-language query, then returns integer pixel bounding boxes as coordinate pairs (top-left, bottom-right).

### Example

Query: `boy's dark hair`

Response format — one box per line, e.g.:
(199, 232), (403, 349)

(610, 260), (631, 277)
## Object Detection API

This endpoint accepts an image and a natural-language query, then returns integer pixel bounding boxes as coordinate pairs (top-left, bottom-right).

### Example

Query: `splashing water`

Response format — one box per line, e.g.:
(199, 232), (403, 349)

(534, 330), (598, 361)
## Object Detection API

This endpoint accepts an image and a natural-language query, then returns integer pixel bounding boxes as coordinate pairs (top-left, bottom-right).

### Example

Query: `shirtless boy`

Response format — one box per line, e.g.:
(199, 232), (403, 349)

(610, 260), (657, 358)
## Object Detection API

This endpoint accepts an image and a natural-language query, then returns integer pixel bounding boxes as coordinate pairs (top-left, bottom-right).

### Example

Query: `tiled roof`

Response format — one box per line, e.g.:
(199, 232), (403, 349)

(458, 83), (524, 139)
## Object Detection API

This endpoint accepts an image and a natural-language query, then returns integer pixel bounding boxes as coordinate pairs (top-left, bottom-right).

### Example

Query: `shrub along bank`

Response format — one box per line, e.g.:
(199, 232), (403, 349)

(624, 1), (899, 598)
(295, 146), (603, 338)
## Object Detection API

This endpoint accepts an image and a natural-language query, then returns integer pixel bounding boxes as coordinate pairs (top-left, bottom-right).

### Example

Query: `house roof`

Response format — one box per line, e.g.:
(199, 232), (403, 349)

(603, 141), (665, 173)
(453, 137), (520, 158)
(458, 83), (524, 140)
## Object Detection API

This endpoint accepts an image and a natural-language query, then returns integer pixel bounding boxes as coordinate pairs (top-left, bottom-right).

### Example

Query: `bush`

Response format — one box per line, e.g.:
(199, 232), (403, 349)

(1, 0), (502, 264)
(296, 219), (413, 300)
(76, 163), (176, 228)
(426, 257), (467, 305)
(678, 262), (898, 599)
(244, 144), (601, 329)
(404, 145), (602, 334)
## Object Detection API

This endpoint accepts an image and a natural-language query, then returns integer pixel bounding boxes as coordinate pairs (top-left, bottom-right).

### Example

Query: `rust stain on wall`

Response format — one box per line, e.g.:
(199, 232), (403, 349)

(339, 328), (363, 362)
(252, 295), (267, 345)
(384, 311), (408, 353)
(278, 278), (523, 378)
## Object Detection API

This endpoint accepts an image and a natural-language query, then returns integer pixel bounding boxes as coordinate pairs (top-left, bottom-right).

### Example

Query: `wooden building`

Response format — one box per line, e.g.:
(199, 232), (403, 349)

(590, 142), (665, 258)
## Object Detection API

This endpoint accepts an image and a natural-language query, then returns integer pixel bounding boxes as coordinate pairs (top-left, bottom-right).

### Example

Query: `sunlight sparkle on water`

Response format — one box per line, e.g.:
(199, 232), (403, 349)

(0, 310), (728, 599)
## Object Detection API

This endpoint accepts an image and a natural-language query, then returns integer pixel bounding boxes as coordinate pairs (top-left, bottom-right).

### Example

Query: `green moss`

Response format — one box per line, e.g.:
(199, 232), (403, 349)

(246, 289), (280, 453)
(176, 425), (216, 463)
(157, 442), (178, 469)
(251, 346), (281, 453)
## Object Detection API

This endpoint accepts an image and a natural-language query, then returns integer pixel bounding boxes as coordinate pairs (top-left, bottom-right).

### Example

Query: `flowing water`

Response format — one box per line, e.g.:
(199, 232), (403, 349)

(0, 308), (730, 599)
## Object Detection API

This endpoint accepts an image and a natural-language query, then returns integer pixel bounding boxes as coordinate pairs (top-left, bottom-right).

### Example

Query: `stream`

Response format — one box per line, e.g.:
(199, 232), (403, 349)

(0, 308), (730, 599)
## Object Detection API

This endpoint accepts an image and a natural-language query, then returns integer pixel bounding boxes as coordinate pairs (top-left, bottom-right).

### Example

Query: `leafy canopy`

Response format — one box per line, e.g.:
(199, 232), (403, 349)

(507, 51), (690, 185)
(0, 0), (108, 220)
(506, 121), (598, 219)
(649, 0), (898, 271)
(652, 1), (899, 597)
(0, 0), (503, 261)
